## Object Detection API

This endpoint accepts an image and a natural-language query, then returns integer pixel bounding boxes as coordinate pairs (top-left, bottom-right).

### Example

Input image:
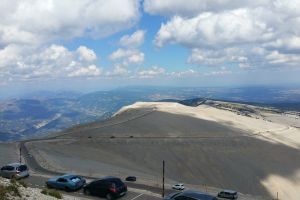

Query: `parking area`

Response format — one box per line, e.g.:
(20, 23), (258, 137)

(23, 174), (162, 200)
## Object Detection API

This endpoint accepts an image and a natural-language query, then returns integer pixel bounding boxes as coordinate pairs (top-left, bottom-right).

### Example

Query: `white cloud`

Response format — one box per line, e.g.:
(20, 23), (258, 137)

(120, 30), (145, 48)
(152, 1), (300, 68)
(154, 9), (273, 48)
(144, 0), (270, 17)
(76, 46), (97, 62)
(0, 0), (141, 84)
(265, 51), (300, 66)
(109, 48), (144, 65)
(169, 69), (200, 78)
(188, 48), (249, 66)
(106, 64), (129, 77)
(0, 0), (141, 46)
(138, 66), (165, 78)
(264, 36), (300, 52)
(68, 65), (102, 77)
(0, 44), (102, 82)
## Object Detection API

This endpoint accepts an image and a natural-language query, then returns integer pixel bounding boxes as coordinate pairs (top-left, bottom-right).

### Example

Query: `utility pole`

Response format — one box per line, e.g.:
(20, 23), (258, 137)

(162, 160), (165, 198)
(19, 147), (22, 164)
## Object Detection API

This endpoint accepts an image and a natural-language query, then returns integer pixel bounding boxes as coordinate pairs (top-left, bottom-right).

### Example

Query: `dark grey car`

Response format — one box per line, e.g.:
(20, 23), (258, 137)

(0, 163), (29, 179)
(217, 190), (238, 199)
(164, 190), (218, 200)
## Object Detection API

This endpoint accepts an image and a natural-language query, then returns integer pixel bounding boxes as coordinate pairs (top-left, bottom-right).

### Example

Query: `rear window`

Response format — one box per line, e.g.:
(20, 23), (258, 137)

(17, 165), (27, 172)
(110, 178), (124, 187)
(1, 166), (15, 171)
(70, 176), (81, 183)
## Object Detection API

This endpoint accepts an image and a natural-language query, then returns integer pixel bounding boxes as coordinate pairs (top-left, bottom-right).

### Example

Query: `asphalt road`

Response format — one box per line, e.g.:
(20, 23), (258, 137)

(20, 141), (167, 200)
(23, 174), (161, 200)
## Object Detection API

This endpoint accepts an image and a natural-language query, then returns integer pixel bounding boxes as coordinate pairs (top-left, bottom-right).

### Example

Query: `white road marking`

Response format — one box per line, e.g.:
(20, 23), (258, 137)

(130, 193), (143, 200)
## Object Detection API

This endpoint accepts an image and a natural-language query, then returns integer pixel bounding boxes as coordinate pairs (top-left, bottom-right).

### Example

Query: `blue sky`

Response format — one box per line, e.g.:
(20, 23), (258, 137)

(1, 0), (300, 96)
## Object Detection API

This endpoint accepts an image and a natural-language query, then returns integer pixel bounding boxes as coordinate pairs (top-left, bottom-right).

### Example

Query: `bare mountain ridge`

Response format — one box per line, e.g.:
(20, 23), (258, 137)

(25, 101), (300, 200)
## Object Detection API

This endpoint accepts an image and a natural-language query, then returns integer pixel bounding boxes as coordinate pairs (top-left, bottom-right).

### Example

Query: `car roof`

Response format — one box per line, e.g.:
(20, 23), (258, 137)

(91, 176), (121, 183)
(101, 176), (120, 180)
(181, 190), (215, 200)
(58, 174), (79, 179)
(221, 189), (237, 193)
(7, 163), (22, 167)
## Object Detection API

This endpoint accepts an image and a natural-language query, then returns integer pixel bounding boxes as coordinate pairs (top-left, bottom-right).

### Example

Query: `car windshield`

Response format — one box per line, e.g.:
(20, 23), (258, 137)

(70, 176), (81, 183)
(1, 166), (15, 171)
(17, 165), (27, 172)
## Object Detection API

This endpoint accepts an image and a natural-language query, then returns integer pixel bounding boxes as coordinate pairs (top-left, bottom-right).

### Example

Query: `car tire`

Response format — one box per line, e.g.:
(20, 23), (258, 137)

(64, 187), (71, 192)
(84, 189), (90, 195)
(106, 193), (114, 200)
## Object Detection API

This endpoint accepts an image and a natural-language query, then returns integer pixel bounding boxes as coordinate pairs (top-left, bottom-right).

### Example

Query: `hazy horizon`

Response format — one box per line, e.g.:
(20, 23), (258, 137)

(1, 0), (300, 97)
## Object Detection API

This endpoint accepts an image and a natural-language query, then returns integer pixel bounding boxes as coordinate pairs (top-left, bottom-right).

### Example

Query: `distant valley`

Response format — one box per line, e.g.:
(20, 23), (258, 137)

(1, 86), (300, 141)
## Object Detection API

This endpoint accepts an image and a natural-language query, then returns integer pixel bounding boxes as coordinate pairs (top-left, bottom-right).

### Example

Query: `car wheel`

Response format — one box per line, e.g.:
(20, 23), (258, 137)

(106, 193), (114, 200)
(84, 188), (91, 195)
(64, 187), (71, 192)
(11, 175), (16, 180)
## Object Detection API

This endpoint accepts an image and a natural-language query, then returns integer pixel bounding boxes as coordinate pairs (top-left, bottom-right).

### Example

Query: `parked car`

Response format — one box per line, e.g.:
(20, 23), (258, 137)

(164, 190), (217, 200)
(218, 190), (238, 199)
(0, 163), (29, 179)
(172, 183), (185, 190)
(46, 174), (86, 191)
(125, 176), (136, 182)
(83, 176), (127, 200)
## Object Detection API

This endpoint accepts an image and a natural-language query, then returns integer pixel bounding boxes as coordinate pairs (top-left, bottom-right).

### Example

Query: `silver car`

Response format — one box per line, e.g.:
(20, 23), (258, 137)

(0, 163), (29, 179)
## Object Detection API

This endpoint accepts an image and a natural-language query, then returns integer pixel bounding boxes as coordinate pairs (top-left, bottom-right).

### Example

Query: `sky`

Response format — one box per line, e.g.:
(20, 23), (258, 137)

(1, 0), (300, 96)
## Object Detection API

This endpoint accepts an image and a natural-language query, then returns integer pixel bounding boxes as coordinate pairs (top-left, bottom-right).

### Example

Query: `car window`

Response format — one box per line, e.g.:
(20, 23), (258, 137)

(93, 180), (105, 186)
(110, 178), (124, 187)
(174, 196), (195, 200)
(57, 178), (67, 182)
(174, 196), (186, 200)
(17, 165), (28, 172)
(1, 166), (15, 171)
(70, 176), (81, 183)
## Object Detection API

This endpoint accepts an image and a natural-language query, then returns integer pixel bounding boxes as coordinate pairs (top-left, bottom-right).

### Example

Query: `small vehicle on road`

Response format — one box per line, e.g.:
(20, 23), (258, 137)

(217, 189), (238, 199)
(125, 176), (136, 182)
(0, 163), (29, 179)
(46, 174), (86, 191)
(172, 183), (185, 190)
(164, 190), (217, 200)
(83, 176), (127, 200)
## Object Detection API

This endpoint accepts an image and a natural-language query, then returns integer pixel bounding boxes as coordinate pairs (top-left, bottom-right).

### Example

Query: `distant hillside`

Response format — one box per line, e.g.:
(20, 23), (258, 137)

(1, 86), (300, 141)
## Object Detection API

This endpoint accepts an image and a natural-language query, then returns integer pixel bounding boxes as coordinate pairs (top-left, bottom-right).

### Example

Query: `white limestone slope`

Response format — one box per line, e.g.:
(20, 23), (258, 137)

(116, 102), (300, 200)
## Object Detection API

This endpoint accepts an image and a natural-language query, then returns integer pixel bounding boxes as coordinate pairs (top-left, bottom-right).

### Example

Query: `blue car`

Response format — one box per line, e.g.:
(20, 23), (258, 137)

(46, 174), (86, 191)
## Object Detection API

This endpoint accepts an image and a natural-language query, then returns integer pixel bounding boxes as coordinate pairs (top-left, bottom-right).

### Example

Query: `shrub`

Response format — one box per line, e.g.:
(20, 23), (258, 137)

(18, 180), (27, 188)
(0, 182), (21, 200)
(0, 185), (6, 200)
(41, 189), (62, 199)
(41, 188), (48, 195)
(10, 178), (16, 185)
(6, 184), (21, 197)
(48, 190), (62, 199)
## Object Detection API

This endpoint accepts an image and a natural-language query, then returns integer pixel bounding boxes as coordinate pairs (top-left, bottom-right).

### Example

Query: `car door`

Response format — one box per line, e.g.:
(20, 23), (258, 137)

(0, 166), (8, 177)
(56, 178), (68, 189)
(224, 192), (231, 198)
(90, 180), (104, 196)
(1, 166), (15, 178)
(17, 165), (28, 178)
